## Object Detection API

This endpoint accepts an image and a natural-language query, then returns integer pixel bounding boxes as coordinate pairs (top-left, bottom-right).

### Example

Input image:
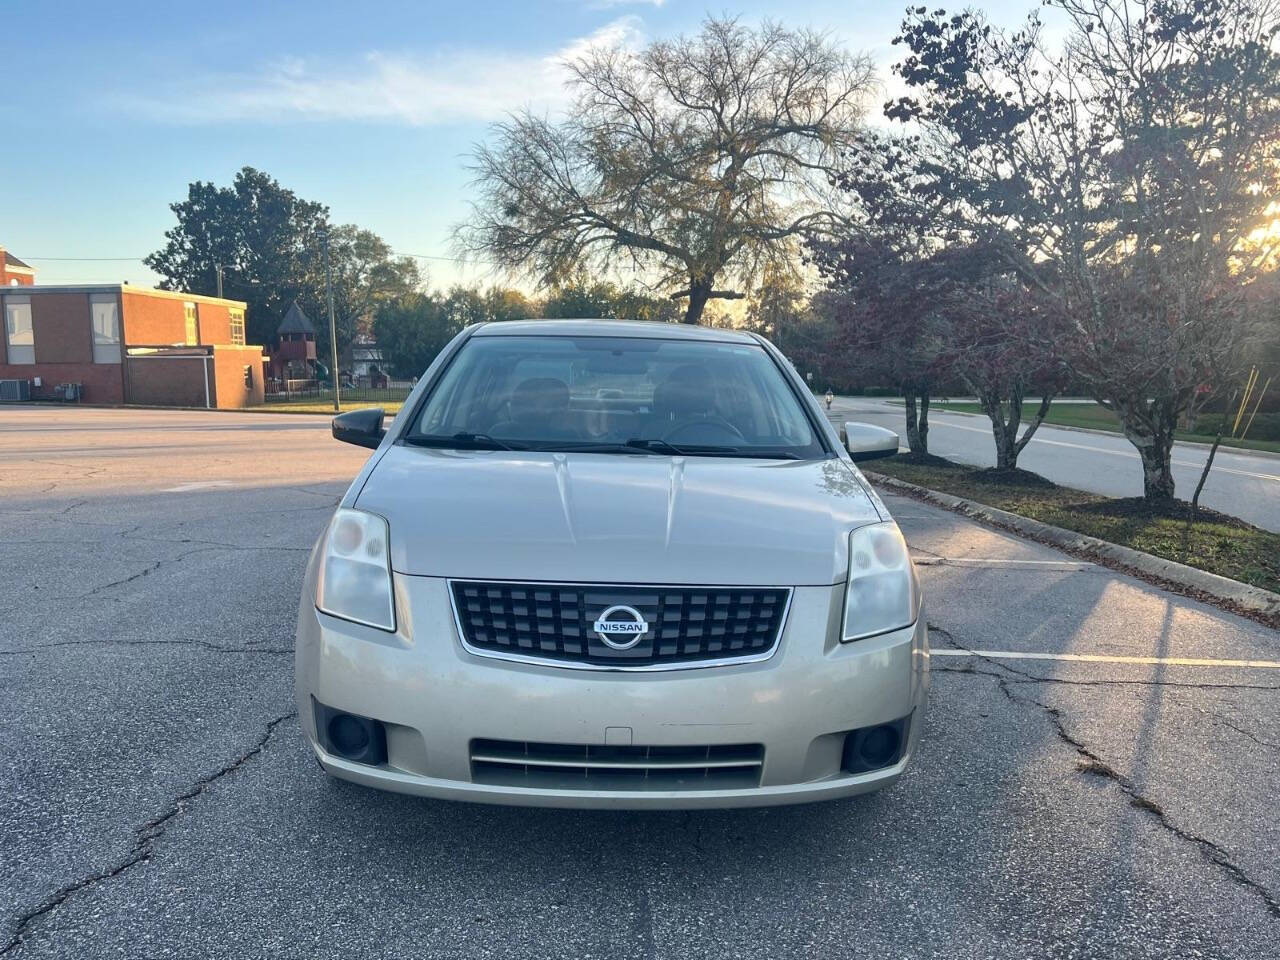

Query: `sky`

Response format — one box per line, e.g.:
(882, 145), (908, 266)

(3, 0), (1035, 294)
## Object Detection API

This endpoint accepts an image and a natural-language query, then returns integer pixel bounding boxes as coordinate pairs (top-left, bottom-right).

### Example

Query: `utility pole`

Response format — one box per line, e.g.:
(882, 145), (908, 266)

(215, 264), (224, 299)
(318, 230), (341, 412)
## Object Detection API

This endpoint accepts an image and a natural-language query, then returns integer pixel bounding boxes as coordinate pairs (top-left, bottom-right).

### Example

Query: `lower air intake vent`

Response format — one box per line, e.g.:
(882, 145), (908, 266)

(470, 739), (765, 791)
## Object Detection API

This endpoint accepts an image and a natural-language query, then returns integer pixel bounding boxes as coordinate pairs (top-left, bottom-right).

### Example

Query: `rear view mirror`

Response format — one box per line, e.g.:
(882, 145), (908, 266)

(841, 422), (900, 462)
(332, 408), (386, 449)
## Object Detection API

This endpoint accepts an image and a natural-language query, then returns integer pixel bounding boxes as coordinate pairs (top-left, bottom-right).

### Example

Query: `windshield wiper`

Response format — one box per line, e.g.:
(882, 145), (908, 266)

(547, 438), (803, 460)
(623, 438), (803, 459)
(405, 432), (521, 451)
(623, 438), (693, 456)
(533, 439), (706, 455)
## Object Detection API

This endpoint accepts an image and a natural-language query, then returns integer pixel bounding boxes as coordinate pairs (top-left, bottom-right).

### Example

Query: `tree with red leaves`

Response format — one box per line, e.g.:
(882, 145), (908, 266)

(811, 128), (1067, 465)
(886, 0), (1280, 501)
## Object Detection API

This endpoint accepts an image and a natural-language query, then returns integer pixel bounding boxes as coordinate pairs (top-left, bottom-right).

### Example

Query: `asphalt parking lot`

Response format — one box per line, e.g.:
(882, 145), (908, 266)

(2, 406), (1278, 959)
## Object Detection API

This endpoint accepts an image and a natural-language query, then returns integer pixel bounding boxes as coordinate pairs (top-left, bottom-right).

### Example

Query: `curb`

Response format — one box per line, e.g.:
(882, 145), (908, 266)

(863, 470), (1280, 622)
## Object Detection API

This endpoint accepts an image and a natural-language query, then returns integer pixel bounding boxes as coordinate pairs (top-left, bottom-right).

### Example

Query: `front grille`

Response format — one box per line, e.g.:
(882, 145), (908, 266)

(450, 581), (790, 668)
(470, 739), (765, 791)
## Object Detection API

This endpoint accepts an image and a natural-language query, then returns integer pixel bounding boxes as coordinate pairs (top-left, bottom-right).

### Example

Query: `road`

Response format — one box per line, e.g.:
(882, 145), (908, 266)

(1, 406), (1278, 959)
(828, 396), (1280, 532)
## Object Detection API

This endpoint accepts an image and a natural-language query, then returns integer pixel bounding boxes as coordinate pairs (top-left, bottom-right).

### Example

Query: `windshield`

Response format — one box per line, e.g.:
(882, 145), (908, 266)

(408, 334), (827, 459)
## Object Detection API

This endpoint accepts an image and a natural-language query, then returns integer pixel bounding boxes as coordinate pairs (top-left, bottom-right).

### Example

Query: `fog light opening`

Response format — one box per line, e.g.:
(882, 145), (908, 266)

(858, 725), (901, 768)
(314, 701), (388, 766)
(329, 714), (371, 756)
(842, 715), (910, 775)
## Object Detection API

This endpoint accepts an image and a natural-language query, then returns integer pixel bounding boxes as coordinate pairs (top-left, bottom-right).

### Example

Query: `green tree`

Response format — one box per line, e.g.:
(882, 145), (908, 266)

(371, 285), (538, 376)
(743, 266), (805, 349)
(320, 226), (422, 360)
(540, 274), (682, 322)
(481, 286), (533, 322)
(372, 293), (454, 378)
(145, 167), (328, 348)
(612, 289), (683, 324)
(145, 167), (418, 360)
(540, 277), (623, 319)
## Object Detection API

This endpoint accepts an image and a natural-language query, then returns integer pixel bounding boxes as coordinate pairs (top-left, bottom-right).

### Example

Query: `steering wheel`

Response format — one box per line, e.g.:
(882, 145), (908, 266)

(661, 415), (745, 444)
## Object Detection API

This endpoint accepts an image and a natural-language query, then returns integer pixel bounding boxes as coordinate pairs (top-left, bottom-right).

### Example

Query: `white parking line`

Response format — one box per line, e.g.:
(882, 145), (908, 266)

(930, 420), (1280, 483)
(161, 481), (235, 493)
(932, 649), (1280, 669)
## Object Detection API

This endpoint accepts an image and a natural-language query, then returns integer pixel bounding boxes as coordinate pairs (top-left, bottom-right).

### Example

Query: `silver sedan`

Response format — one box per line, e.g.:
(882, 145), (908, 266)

(295, 319), (928, 808)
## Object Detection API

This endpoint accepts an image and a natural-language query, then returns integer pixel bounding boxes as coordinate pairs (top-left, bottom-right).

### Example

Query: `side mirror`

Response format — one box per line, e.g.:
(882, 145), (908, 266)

(332, 408), (386, 449)
(841, 422), (900, 462)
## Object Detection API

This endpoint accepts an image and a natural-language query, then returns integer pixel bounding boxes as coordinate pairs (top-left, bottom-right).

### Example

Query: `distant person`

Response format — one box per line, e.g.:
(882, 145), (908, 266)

(824, 389), (834, 410)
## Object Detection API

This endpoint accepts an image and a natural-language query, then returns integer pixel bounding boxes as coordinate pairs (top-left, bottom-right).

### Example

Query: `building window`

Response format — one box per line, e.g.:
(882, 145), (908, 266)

(90, 294), (121, 364)
(229, 308), (245, 346)
(184, 302), (198, 346)
(4, 295), (33, 364)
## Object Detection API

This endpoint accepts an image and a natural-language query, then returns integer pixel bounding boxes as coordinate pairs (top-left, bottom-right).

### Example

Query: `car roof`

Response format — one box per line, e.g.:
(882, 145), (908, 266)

(471, 319), (763, 344)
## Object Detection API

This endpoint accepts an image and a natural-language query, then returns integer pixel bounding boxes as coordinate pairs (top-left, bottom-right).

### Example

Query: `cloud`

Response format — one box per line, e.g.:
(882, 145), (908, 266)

(584, 0), (665, 8)
(110, 18), (643, 126)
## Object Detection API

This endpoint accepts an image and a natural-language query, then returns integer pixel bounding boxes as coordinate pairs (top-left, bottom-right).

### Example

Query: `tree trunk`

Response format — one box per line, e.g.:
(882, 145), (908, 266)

(1137, 443), (1176, 501)
(1116, 400), (1178, 501)
(978, 387), (1054, 471)
(904, 393), (921, 452)
(1191, 433), (1224, 521)
(903, 389), (929, 455)
(1191, 391), (1235, 522)
(979, 388), (1018, 470)
(683, 279), (711, 324)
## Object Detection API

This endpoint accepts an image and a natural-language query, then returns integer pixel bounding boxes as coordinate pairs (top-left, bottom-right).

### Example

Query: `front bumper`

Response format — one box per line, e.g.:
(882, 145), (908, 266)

(295, 573), (930, 809)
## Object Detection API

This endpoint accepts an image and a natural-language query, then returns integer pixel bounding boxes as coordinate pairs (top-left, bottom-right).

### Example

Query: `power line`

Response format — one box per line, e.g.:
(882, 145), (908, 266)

(392, 251), (471, 263)
(23, 250), (494, 265)
(393, 251), (503, 267)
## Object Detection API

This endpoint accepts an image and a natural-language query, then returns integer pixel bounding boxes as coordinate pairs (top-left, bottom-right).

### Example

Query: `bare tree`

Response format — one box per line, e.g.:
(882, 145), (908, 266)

(458, 17), (875, 323)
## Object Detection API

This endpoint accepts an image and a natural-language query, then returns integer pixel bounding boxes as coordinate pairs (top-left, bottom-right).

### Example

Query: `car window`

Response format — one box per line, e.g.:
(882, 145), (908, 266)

(410, 335), (826, 459)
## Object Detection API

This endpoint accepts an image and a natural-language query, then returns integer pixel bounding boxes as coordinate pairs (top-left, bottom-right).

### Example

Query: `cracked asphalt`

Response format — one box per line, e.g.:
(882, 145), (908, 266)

(2, 405), (1278, 959)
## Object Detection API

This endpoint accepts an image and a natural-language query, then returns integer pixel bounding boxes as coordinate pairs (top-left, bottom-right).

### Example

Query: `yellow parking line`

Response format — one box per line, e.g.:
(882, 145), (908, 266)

(931, 649), (1280, 669)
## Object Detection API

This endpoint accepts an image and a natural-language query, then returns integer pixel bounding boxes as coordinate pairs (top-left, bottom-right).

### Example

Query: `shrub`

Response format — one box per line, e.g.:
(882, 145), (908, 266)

(1190, 412), (1280, 442)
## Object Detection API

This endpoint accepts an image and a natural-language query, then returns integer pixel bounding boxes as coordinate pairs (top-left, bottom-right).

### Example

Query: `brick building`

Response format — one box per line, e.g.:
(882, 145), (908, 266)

(0, 247), (36, 286)
(0, 284), (264, 408)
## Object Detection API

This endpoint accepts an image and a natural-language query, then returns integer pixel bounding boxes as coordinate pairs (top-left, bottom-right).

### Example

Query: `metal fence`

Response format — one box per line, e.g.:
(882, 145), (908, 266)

(263, 378), (415, 405)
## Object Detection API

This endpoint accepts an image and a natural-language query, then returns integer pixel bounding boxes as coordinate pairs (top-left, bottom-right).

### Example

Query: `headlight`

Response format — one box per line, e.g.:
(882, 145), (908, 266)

(842, 522), (919, 642)
(316, 508), (396, 632)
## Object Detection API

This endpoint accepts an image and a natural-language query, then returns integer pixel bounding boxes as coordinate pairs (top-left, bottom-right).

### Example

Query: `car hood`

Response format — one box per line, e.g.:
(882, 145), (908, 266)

(356, 446), (884, 585)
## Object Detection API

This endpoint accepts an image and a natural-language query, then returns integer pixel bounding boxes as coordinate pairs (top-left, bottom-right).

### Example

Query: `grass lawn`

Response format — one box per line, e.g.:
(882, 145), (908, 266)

(912, 401), (1280, 455)
(246, 400), (405, 415)
(869, 455), (1280, 593)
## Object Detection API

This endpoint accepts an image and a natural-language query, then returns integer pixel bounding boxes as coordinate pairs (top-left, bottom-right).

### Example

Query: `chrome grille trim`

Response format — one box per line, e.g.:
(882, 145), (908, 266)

(470, 739), (766, 790)
(446, 579), (793, 672)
